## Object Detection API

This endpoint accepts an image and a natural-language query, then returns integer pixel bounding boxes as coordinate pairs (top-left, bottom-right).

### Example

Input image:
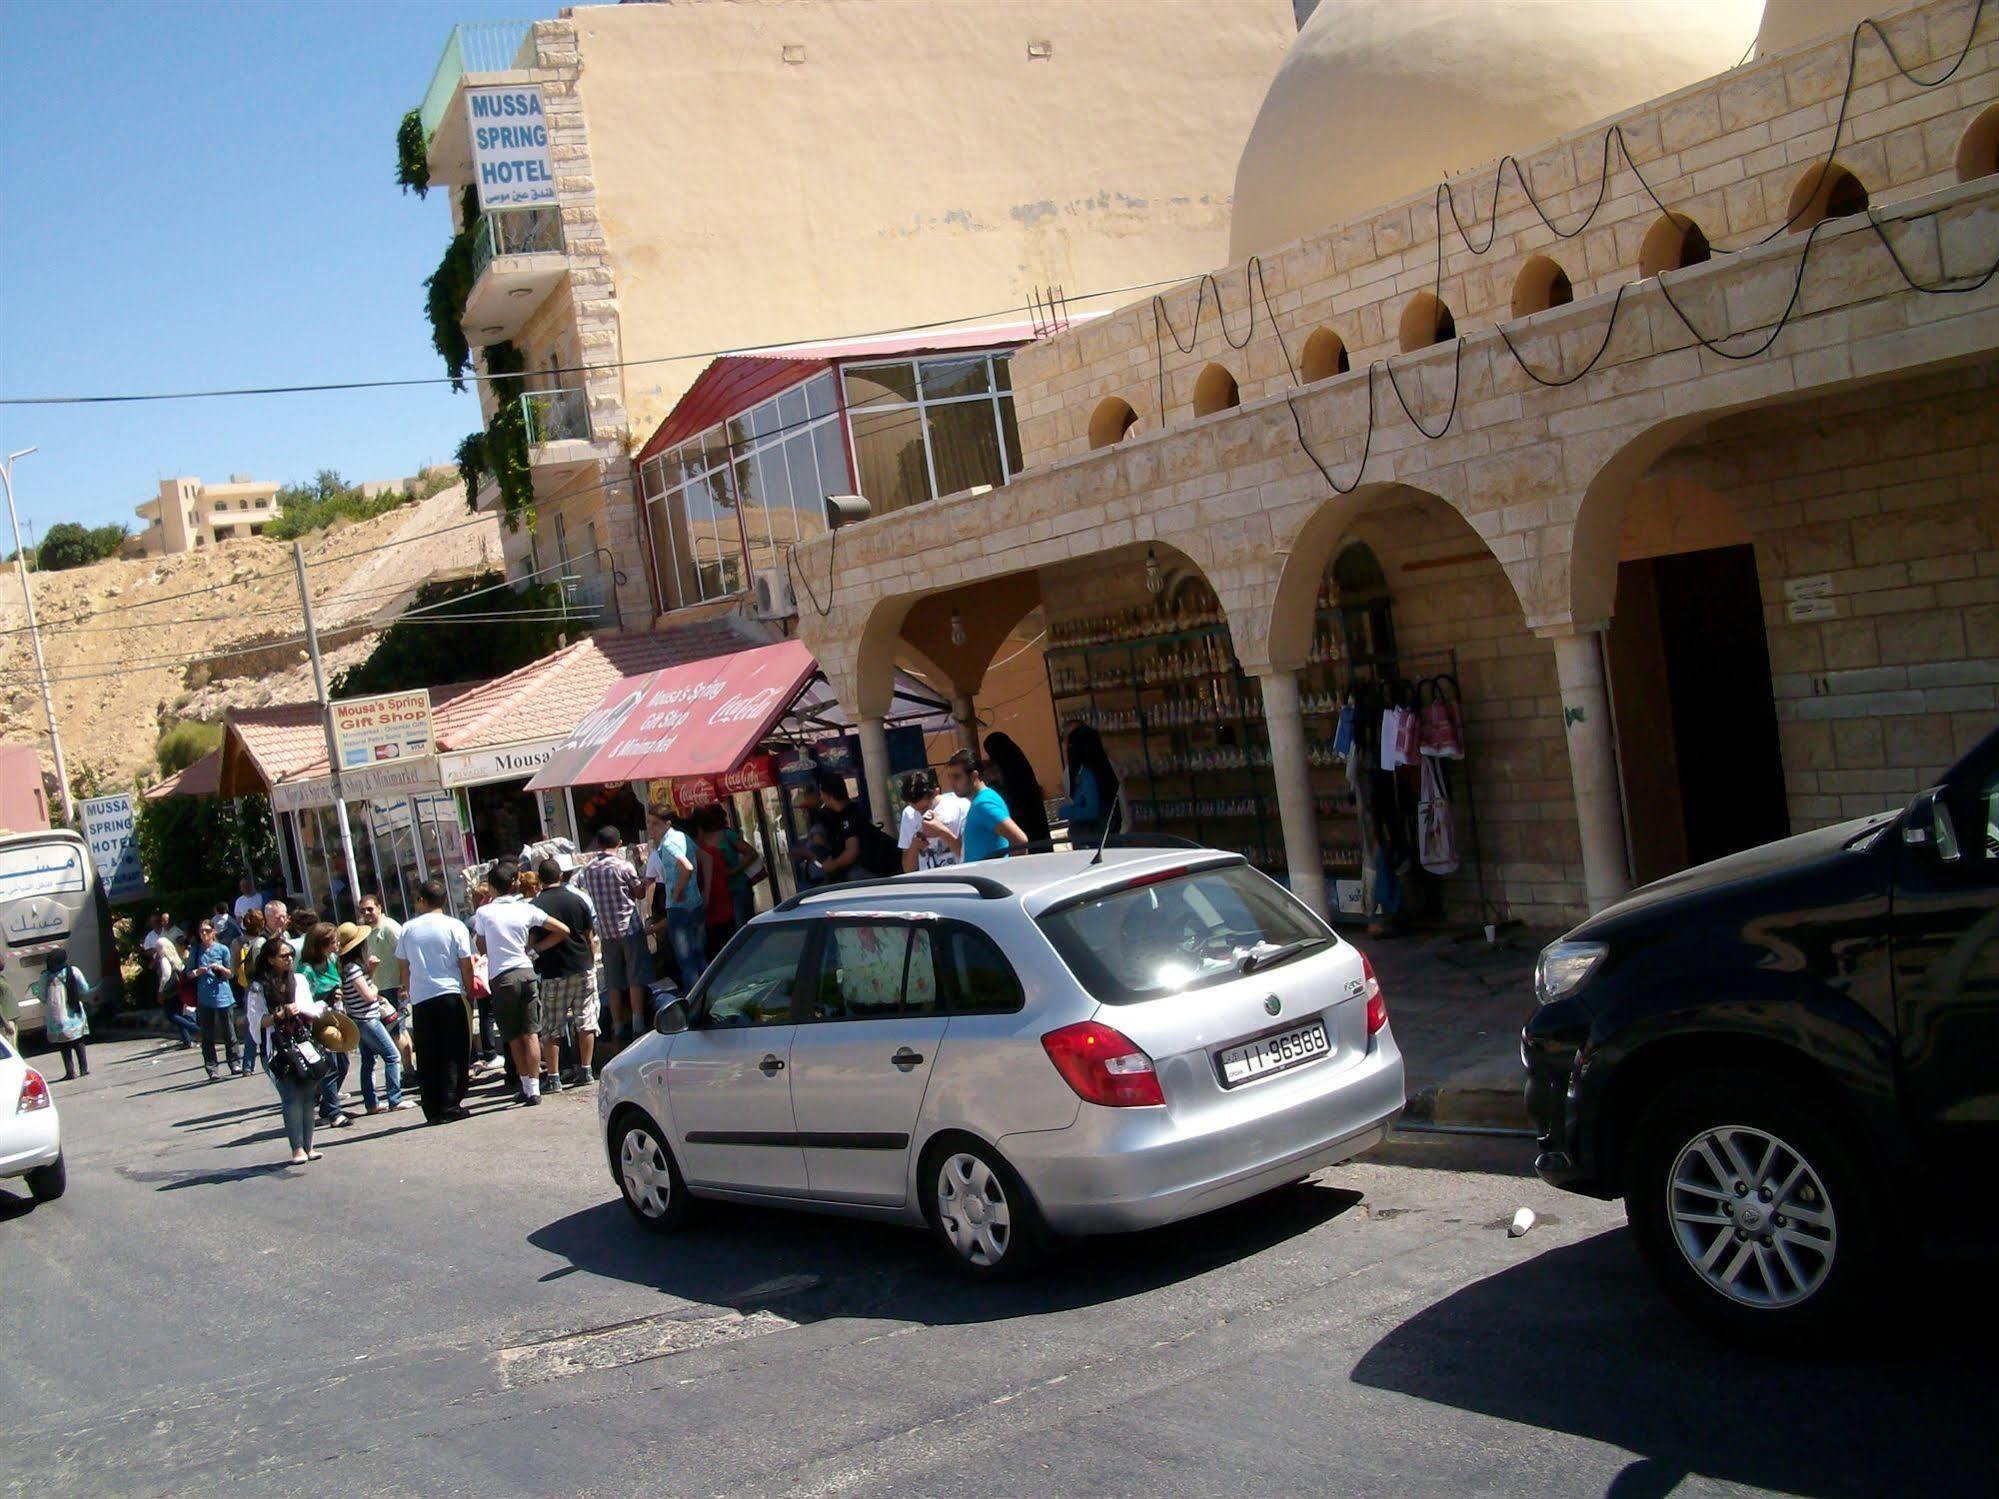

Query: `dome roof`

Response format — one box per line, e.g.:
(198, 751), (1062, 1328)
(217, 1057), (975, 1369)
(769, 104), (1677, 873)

(1229, 0), (1764, 262)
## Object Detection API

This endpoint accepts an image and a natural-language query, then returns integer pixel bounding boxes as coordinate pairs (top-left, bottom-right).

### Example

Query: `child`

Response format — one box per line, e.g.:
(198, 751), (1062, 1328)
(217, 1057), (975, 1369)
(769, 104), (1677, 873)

(41, 947), (93, 1080)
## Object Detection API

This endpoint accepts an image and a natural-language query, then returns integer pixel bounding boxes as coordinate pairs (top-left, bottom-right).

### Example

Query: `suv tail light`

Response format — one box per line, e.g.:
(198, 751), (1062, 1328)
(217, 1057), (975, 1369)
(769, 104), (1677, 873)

(16, 1068), (51, 1113)
(1362, 954), (1387, 1036)
(1041, 1021), (1165, 1108)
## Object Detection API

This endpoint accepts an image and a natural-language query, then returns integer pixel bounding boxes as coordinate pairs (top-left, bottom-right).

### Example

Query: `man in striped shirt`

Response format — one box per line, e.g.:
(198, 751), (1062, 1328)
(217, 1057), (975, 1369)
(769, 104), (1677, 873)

(575, 827), (648, 1047)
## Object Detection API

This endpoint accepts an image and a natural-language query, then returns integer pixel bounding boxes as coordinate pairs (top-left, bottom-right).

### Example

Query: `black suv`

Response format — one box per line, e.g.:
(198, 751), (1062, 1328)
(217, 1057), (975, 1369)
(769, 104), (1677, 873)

(1524, 723), (1998, 1341)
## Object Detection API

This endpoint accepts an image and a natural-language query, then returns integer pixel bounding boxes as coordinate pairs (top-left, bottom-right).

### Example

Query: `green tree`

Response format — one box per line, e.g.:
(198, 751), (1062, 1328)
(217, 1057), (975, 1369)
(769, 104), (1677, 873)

(333, 572), (573, 698)
(155, 720), (224, 776)
(35, 520), (127, 570)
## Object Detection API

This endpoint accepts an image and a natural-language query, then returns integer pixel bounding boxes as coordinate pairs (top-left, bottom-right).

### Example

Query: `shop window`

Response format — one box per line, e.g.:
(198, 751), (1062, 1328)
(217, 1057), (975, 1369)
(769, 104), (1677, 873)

(1510, 255), (1575, 318)
(1300, 327), (1350, 383)
(1639, 212), (1711, 278)
(1398, 293), (1456, 353)
(1088, 396), (1140, 449)
(1329, 541), (1397, 668)
(1191, 362), (1240, 417)
(1954, 102), (1999, 183)
(842, 350), (1022, 519)
(1785, 162), (1869, 231)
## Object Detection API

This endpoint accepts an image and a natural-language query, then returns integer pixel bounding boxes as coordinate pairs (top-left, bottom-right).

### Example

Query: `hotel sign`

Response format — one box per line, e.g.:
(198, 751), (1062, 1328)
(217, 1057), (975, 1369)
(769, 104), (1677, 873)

(466, 85), (557, 210)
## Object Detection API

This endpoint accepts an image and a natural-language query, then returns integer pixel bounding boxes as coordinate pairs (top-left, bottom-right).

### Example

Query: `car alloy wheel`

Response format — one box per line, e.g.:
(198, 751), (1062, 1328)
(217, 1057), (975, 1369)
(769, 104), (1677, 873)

(937, 1151), (1012, 1268)
(620, 1126), (673, 1220)
(1667, 1123), (1837, 1310)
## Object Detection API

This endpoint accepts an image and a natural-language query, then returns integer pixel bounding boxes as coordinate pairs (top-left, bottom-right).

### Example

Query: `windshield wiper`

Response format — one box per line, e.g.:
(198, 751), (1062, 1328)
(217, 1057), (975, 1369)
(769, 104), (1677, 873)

(1239, 937), (1324, 975)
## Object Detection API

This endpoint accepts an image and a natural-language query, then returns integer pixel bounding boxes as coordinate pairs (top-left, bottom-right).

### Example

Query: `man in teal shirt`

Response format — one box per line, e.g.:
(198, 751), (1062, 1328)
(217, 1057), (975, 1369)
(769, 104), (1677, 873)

(946, 750), (1029, 862)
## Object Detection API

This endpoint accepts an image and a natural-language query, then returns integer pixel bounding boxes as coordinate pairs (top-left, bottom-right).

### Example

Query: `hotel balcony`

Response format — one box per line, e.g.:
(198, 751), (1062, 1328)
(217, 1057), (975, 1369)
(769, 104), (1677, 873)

(463, 206), (566, 344)
(419, 20), (537, 186)
(522, 387), (621, 483)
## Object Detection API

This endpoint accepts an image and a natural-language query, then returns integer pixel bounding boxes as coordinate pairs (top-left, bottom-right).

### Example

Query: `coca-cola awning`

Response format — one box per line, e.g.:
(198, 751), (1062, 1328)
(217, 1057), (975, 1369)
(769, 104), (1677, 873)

(524, 639), (818, 792)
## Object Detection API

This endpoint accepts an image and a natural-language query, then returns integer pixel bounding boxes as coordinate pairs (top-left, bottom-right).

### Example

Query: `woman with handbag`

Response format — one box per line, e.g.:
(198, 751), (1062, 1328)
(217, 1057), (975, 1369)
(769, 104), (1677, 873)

(299, 922), (353, 1128)
(249, 939), (328, 1165)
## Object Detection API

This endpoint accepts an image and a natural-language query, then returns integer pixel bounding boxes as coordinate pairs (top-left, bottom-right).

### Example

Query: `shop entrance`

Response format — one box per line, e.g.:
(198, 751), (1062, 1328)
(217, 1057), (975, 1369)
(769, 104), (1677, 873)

(1607, 543), (1789, 885)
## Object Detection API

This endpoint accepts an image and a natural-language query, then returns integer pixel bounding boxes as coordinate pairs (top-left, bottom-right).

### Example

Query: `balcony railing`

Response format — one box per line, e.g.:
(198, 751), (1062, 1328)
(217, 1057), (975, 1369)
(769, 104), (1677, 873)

(418, 20), (536, 141)
(521, 388), (591, 447)
(471, 206), (565, 281)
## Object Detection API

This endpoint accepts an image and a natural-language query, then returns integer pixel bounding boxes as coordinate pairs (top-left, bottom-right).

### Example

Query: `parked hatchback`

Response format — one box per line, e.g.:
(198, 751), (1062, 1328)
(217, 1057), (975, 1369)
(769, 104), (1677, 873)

(599, 849), (1404, 1275)
(0, 1032), (65, 1204)
(1525, 723), (1999, 1342)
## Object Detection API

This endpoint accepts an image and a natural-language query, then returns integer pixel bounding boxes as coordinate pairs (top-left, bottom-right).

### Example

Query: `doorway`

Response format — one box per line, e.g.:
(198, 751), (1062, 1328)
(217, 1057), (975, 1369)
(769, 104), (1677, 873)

(1607, 543), (1789, 885)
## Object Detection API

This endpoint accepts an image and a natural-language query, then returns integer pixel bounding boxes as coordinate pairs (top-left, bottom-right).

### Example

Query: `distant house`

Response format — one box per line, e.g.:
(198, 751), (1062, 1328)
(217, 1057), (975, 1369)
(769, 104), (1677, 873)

(130, 474), (281, 555)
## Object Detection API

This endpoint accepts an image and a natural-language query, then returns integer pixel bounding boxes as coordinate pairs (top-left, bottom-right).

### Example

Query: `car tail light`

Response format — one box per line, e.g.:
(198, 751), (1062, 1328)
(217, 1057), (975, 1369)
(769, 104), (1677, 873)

(1041, 1021), (1165, 1108)
(16, 1069), (51, 1113)
(1362, 954), (1387, 1036)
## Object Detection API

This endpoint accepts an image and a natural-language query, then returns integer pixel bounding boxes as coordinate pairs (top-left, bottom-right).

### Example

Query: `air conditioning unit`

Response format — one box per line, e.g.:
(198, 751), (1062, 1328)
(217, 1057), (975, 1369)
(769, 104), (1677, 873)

(753, 566), (797, 620)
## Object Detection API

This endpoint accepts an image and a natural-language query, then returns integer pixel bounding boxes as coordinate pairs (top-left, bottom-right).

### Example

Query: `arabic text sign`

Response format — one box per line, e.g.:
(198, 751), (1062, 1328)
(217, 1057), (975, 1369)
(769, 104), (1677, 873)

(80, 794), (148, 900)
(0, 839), (89, 904)
(331, 690), (434, 774)
(467, 85), (556, 210)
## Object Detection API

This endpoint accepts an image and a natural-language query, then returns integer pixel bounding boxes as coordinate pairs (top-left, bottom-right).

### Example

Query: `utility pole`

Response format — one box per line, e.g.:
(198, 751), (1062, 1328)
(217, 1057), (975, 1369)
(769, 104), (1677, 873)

(292, 541), (363, 916)
(1, 447), (75, 825)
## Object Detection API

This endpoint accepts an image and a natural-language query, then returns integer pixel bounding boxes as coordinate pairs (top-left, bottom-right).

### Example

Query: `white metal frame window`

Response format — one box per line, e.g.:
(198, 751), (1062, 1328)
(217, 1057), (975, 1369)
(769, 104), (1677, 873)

(639, 371), (851, 614)
(840, 351), (1022, 518)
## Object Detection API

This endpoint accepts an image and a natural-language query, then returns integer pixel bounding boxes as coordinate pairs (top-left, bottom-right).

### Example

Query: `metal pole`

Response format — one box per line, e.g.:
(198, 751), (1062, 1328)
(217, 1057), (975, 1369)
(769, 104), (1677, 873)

(1, 448), (75, 825)
(292, 542), (363, 916)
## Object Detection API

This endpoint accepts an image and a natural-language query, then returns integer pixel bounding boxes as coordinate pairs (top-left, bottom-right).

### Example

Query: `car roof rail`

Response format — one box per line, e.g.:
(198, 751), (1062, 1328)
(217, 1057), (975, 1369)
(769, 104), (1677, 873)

(775, 873), (1014, 913)
(1100, 832), (1205, 850)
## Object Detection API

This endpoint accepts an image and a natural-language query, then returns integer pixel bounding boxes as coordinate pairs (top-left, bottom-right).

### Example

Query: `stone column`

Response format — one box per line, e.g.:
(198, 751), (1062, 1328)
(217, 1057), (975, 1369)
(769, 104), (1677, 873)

(950, 693), (980, 756)
(1552, 630), (1632, 912)
(1258, 671), (1330, 920)
(856, 715), (894, 832)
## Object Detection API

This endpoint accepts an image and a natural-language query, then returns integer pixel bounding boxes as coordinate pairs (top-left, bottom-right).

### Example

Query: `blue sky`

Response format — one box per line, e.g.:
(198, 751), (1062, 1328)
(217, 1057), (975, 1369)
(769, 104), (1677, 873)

(0, 1), (559, 535)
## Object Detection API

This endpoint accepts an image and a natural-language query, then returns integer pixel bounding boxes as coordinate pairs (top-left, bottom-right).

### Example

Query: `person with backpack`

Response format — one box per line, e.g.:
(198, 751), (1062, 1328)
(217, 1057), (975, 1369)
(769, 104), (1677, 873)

(250, 938), (329, 1165)
(231, 907), (266, 1074)
(41, 947), (92, 1081)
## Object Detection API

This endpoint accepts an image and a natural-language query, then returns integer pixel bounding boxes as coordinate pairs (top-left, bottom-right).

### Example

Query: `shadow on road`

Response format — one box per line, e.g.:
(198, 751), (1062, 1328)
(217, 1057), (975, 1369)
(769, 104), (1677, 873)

(1351, 1228), (1999, 1499)
(528, 1177), (1363, 1328)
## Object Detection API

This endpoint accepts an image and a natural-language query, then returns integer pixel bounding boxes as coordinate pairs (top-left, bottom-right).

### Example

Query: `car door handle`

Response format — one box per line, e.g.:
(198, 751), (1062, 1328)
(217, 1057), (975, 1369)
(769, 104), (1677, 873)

(758, 1054), (786, 1076)
(891, 1047), (925, 1069)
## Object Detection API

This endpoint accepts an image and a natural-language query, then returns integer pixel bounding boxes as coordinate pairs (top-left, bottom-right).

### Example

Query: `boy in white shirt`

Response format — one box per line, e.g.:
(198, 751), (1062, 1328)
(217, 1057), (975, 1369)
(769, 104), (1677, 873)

(469, 860), (569, 1105)
(897, 770), (969, 872)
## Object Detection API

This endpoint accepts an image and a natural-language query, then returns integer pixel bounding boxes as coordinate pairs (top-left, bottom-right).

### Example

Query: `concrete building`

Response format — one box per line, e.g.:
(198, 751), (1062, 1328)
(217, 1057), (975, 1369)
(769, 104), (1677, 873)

(131, 474), (281, 555)
(408, 0), (1300, 626)
(785, 0), (1999, 929)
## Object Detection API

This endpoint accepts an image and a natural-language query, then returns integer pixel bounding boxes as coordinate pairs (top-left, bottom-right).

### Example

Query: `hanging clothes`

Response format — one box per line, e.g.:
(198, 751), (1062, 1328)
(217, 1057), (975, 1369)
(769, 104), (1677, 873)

(1418, 676), (1466, 759)
(1418, 757), (1460, 875)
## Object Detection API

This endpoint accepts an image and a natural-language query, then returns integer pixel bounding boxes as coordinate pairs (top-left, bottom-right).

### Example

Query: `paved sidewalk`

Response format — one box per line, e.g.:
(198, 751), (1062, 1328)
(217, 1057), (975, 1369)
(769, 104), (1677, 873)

(1358, 926), (1549, 1130)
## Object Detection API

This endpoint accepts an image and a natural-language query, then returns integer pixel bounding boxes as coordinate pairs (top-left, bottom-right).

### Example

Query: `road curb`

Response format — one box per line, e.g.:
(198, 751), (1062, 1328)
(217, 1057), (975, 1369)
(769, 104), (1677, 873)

(1404, 1082), (1531, 1131)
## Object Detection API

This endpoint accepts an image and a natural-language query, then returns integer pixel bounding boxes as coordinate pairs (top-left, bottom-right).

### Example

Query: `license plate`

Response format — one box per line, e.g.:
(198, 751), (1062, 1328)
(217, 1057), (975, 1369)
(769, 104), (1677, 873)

(1217, 1019), (1330, 1087)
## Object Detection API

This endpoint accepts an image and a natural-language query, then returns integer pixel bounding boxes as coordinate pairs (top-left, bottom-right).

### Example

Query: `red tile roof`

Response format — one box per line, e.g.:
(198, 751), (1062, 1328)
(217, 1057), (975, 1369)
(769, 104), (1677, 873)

(144, 747), (222, 800)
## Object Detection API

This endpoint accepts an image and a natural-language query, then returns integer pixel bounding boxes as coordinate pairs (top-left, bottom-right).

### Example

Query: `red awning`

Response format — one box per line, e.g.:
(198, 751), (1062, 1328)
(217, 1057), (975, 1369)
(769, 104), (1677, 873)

(525, 640), (818, 791)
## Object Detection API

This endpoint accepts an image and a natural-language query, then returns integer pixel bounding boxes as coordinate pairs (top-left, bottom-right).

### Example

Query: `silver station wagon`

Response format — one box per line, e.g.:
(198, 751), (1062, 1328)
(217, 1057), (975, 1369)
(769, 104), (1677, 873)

(597, 849), (1405, 1276)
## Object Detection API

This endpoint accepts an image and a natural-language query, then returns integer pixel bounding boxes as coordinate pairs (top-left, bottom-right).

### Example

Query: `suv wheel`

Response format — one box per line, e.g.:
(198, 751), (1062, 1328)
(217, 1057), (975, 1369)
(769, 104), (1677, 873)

(1626, 1067), (1879, 1345)
(925, 1139), (1048, 1280)
(614, 1114), (691, 1234)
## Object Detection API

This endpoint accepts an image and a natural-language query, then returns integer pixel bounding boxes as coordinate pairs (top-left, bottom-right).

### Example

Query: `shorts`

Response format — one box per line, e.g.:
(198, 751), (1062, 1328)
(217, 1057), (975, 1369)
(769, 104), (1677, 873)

(491, 970), (544, 1042)
(600, 929), (651, 992)
(539, 971), (599, 1036)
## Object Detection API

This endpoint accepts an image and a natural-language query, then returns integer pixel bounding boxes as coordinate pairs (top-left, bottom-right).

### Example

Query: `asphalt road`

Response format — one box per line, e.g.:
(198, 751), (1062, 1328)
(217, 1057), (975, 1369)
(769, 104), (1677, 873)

(2, 1035), (1991, 1498)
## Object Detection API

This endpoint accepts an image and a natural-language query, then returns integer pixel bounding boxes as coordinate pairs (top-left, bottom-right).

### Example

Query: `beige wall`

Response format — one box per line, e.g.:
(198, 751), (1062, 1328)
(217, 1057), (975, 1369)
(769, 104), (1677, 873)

(569, 0), (1298, 438)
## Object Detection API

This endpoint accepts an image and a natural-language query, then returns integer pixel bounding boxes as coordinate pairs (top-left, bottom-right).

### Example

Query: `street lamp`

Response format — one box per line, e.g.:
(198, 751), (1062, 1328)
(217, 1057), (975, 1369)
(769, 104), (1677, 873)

(1, 446), (76, 826)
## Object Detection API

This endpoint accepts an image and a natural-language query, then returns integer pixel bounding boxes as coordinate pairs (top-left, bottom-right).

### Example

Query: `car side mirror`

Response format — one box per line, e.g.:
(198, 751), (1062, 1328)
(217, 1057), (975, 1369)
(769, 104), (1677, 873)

(654, 998), (690, 1036)
(1902, 787), (1962, 864)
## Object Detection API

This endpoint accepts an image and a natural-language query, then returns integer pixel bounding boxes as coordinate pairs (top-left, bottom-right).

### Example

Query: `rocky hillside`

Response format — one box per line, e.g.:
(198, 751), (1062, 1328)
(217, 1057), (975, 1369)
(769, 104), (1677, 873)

(0, 484), (501, 792)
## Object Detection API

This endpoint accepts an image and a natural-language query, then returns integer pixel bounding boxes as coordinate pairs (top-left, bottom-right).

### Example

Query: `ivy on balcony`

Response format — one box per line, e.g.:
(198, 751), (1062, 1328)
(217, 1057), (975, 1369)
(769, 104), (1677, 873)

(424, 185), (483, 391)
(456, 340), (536, 533)
(395, 109), (429, 198)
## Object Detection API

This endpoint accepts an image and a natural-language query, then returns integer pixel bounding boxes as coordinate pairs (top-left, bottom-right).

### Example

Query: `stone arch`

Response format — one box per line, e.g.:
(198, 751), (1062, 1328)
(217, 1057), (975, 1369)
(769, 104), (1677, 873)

(1511, 254), (1575, 318)
(1087, 395), (1139, 449)
(1191, 363), (1240, 417)
(1638, 211), (1711, 278)
(1785, 160), (1869, 230)
(1957, 100), (1999, 182)
(1398, 291), (1456, 352)
(1300, 327), (1351, 383)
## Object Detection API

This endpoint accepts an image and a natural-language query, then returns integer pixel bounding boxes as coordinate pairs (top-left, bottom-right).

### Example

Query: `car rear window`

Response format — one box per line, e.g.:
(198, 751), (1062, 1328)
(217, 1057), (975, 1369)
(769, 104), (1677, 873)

(1037, 863), (1333, 1005)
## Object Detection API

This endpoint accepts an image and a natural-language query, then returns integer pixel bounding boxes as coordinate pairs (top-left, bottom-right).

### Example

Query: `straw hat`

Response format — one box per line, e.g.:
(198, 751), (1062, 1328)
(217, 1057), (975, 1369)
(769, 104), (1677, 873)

(335, 921), (370, 958)
(314, 1008), (359, 1054)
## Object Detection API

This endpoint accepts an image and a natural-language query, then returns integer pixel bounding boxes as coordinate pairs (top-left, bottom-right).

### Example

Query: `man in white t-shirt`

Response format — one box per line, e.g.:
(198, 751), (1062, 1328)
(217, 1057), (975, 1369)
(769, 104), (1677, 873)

(898, 770), (969, 872)
(469, 859), (568, 1106)
(396, 878), (477, 1124)
(232, 877), (262, 926)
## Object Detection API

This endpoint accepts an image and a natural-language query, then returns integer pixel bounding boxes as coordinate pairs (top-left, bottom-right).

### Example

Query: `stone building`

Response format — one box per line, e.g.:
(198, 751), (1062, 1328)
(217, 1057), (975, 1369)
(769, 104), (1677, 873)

(791, 0), (1999, 926)
(407, 0), (1301, 627)
(130, 474), (281, 555)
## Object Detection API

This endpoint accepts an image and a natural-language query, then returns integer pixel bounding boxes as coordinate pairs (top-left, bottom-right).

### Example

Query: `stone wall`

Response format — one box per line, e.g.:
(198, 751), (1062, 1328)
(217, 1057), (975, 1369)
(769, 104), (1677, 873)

(1012, 0), (1999, 470)
(1641, 359), (1999, 825)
